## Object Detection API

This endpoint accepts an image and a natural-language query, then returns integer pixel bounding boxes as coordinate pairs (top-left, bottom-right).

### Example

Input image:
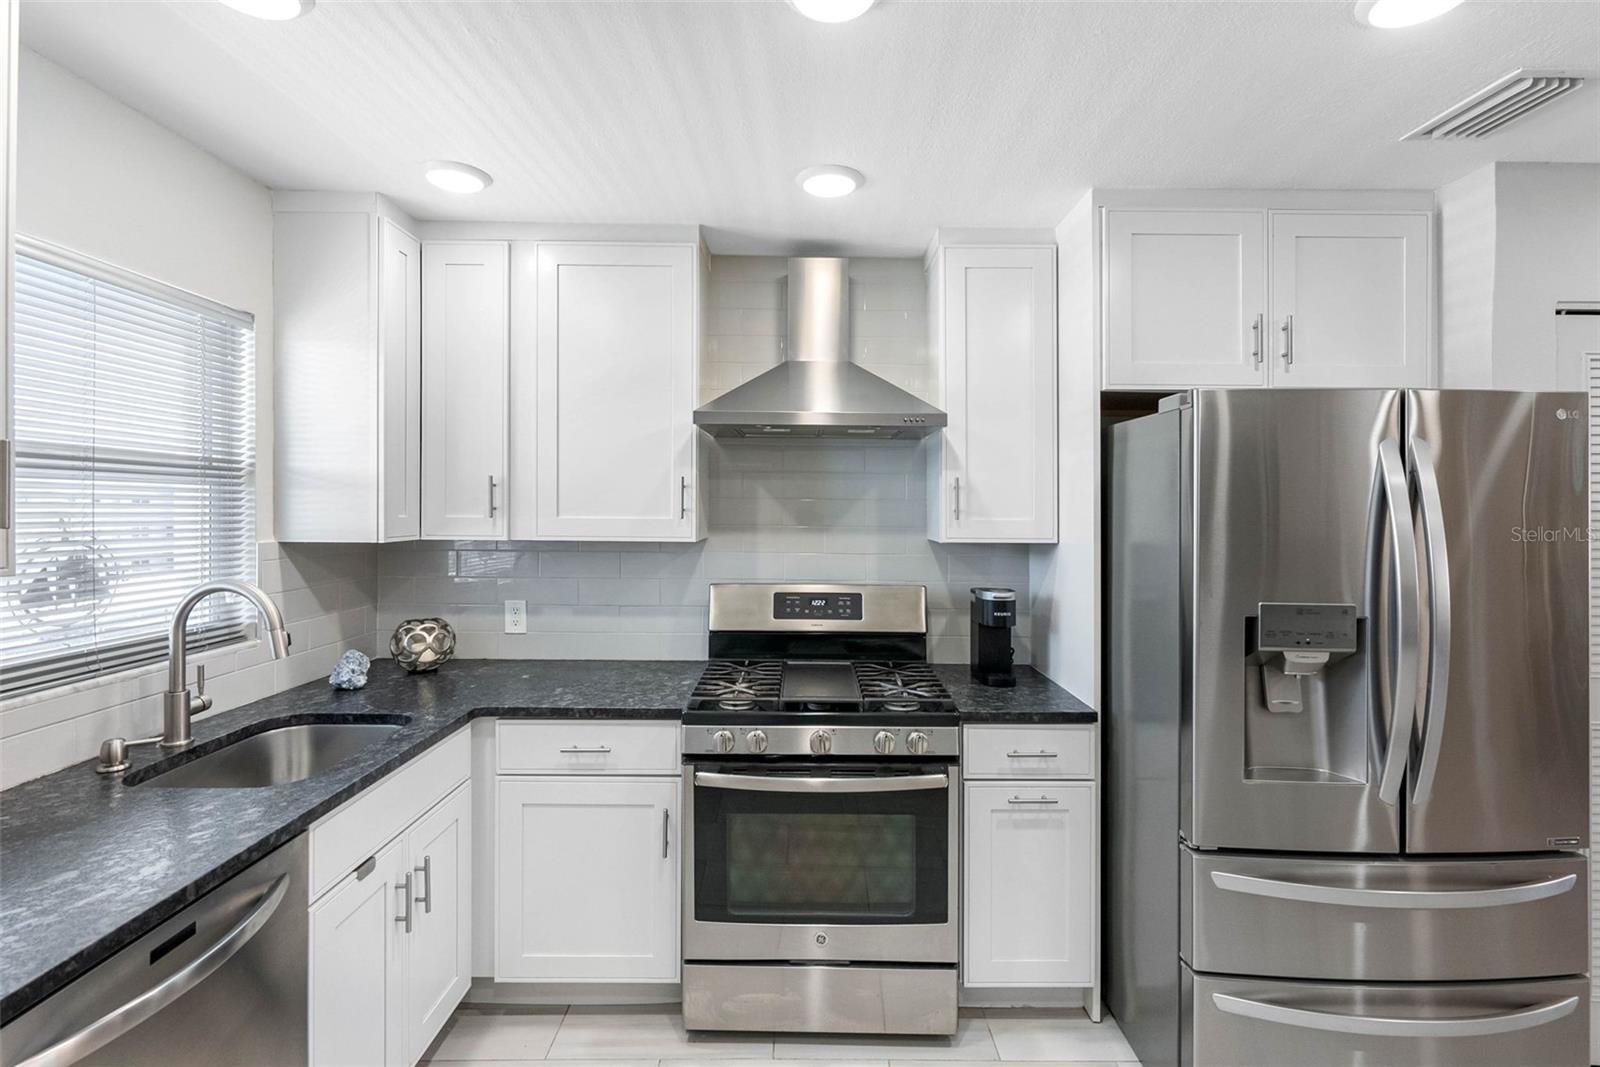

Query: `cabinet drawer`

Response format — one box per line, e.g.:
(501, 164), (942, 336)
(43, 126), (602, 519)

(962, 725), (1094, 779)
(1184, 850), (1587, 982)
(497, 720), (680, 775)
(309, 726), (470, 901)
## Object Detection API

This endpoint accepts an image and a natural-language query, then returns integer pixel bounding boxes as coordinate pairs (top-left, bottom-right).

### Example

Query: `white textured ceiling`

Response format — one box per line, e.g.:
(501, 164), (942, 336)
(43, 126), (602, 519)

(20, 0), (1600, 255)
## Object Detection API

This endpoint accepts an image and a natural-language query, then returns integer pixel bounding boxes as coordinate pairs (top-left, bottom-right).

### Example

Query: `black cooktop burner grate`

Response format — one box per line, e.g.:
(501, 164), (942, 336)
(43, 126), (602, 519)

(853, 661), (954, 712)
(688, 660), (784, 712)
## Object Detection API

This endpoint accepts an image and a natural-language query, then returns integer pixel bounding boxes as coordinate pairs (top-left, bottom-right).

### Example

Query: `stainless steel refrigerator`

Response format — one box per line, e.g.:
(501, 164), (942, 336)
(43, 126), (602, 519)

(1104, 389), (1590, 1067)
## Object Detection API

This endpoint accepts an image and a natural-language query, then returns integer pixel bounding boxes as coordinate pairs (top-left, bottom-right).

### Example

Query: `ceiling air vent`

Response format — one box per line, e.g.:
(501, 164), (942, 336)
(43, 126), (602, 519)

(1403, 68), (1585, 141)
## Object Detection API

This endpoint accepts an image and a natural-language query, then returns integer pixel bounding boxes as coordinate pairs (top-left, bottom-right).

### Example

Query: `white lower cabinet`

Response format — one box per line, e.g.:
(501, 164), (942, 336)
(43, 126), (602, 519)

(963, 779), (1096, 987)
(308, 743), (472, 1067)
(495, 776), (680, 982)
(309, 838), (407, 1067)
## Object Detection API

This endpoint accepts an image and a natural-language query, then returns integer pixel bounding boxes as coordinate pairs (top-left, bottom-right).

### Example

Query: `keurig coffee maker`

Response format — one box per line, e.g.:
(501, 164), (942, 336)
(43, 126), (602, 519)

(970, 587), (1017, 687)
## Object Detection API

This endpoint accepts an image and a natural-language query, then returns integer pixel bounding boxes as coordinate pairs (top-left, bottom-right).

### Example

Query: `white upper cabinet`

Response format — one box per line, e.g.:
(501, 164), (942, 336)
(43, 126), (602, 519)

(1103, 209), (1268, 388)
(1101, 206), (1433, 390)
(523, 242), (702, 541)
(1268, 212), (1431, 388)
(274, 195), (422, 542)
(422, 241), (509, 539)
(927, 242), (1057, 544)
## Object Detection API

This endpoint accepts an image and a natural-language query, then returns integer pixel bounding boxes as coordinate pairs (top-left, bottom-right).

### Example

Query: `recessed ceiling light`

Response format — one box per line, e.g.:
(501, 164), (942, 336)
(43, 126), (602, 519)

(788, 0), (877, 24)
(218, 0), (314, 21)
(424, 161), (494, 194)
(1354, 0), (1463, 28)
(796, 165), (864, 199)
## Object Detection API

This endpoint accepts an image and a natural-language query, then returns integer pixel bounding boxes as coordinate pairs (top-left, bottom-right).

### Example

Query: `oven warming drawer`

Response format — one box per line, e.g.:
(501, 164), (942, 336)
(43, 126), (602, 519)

(683, 963), (957, 1035)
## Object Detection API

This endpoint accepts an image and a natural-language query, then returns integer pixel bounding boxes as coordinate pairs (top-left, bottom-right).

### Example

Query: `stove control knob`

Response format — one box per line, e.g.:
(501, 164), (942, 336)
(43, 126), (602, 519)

(746, 730), (769, 754)
(874, 730), (897, 755)
(713, 729), (736, 754)
(809, 730), (833, 756)
(905, 731), (931, 756)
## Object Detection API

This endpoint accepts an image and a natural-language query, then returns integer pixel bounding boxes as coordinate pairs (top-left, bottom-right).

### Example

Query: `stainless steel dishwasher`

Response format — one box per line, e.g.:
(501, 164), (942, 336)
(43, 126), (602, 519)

(1, 836), (308, 1067)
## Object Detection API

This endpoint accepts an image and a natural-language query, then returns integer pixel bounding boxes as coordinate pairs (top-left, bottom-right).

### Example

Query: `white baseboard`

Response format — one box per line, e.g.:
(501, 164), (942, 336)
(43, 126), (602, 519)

(958, 986), (1087, 1009)
(466, 978), (682, 1006)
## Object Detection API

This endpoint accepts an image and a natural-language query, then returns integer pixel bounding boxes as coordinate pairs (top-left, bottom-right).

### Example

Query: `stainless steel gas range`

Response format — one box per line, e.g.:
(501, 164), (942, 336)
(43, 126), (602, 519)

(681, 583), (960, 1037)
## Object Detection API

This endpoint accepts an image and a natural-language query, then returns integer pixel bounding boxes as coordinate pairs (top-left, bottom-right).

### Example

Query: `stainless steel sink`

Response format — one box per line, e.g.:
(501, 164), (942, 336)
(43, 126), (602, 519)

(139, 721), (405, 789)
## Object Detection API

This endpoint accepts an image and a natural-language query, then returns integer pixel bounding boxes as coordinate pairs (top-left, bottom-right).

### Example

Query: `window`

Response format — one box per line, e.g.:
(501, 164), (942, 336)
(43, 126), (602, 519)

(0, 239), (256, 698)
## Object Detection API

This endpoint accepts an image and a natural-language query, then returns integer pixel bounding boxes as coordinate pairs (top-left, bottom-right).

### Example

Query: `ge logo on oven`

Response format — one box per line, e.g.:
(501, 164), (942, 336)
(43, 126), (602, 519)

(814, 933), (828, 946)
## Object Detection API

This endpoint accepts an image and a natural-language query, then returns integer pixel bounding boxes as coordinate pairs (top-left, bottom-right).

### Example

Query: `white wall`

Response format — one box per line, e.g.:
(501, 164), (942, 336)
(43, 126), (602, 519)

(1438, 161), (1600, 391)
(16, 49), (276, 535)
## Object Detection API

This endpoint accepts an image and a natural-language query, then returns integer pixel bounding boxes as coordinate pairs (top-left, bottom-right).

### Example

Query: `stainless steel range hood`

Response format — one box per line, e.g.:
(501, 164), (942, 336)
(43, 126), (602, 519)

(693, 257), (947, 440)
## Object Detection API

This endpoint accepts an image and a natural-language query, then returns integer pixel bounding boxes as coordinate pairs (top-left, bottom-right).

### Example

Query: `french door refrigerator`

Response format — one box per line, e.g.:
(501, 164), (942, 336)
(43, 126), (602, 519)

(1104, 389), (1589, 1067)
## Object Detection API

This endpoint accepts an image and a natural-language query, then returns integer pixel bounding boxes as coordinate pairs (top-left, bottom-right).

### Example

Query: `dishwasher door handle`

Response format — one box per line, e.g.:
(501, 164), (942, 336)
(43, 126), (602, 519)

(15, 872), (290, 1067)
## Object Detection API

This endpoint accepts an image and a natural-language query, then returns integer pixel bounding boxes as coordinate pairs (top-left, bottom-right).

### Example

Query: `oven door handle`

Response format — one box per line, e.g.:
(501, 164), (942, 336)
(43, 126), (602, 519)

(692, 771), (949, 794)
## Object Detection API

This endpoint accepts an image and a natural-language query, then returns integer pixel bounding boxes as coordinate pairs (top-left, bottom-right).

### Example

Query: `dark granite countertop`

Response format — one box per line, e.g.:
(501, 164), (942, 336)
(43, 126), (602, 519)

(0, 657), (1092, 1024)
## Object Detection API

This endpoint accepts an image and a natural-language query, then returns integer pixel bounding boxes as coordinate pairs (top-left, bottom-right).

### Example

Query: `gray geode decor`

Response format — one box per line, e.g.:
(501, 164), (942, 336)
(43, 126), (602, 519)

(328, 649), (371, 690)
(390, 617), (456, 672)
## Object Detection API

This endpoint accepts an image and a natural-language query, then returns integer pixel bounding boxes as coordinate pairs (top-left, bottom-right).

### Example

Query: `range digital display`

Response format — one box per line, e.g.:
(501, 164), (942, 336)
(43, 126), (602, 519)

(774, 592), (863, 620)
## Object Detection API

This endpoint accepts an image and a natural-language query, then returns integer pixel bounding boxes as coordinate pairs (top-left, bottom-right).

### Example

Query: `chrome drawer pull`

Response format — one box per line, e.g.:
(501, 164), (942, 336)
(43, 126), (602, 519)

(1212, 992), (1578, 1038)
(1006, 750), (1058, 758)
(395, 872), (414, 933)
(1210, 870), (1576, 909)
(558, 745), (613, 754)
(1007, 795), (1060, 805)
(415, 855), (432, 914)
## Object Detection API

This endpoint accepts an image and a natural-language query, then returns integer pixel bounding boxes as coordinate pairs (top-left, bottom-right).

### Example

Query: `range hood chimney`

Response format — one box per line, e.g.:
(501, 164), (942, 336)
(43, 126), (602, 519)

(693, 257), (947, 439)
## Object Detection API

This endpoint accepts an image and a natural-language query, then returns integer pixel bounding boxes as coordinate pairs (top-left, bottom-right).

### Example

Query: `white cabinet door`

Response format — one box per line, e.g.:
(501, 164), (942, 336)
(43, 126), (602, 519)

(1268, 212), (1430, 388)
(379, 220), (422, 540)
(963, 781), (1095, 987)
(496, 777), (679, 981)
(309, 839), (407, 1067)
(405, 780), (472, 1064)
(532, 243), (700, 541)
(422, 241), (508, 538)
(1103, 209), (1268, 388)
(933, 246), (1057, 543)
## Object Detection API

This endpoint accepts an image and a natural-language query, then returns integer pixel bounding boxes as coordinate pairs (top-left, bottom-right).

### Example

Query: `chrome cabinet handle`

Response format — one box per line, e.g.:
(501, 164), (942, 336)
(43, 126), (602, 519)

(395, 871), (414, 934)
(13, 874), (290, 1067)
(953, 476), (961, 521)
(1279, 314), (1293, 366)
(1210, 870), (1575, 909)
(1212, 992), (1578, 1039)
(1007, 795), (1061, 805)
(415, 855), (432, 914)
(1374, 438), (1420, 806)
(694, 771), (948, 794)
(680, 476), (689, 520)
(1251, 314), (1263, 365)
(1408, 436), (1451, 807)
(487, 475), (498, 518)
(1006, 750), (1058, 759)
(559, 745), (612, 754)
(662, 808), (671, 859)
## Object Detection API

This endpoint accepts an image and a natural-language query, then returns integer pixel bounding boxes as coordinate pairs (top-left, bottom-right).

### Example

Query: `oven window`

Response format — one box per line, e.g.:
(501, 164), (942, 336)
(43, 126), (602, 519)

(692, 771), (949, 925)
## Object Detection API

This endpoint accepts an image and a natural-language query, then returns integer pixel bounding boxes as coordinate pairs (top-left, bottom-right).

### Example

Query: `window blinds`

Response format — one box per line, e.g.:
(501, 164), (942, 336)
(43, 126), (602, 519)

(0, 239), (257, 698)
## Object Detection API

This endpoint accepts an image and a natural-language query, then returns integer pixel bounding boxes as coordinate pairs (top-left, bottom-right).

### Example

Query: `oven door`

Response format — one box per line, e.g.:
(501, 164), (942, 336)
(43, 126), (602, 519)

(683, 762), (959, 965)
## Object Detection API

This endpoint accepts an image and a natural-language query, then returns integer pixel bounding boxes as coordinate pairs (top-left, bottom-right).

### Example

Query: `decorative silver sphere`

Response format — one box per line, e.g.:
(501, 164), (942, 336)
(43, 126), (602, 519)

(390, 617), (456, 672)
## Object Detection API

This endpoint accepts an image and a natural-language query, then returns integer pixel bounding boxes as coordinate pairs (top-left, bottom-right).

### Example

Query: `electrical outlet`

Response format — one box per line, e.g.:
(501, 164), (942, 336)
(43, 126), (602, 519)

(504, 599), (527, 634)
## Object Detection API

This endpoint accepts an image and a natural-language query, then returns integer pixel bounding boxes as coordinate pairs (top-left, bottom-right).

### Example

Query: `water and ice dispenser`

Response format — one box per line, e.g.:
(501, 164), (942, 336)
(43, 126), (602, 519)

(1244, 602), (1366, 784)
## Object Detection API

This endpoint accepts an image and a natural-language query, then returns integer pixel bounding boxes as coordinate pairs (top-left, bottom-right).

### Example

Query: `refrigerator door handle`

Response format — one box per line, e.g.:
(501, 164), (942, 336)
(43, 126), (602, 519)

(1211, 992), (1579, 1039)
(1209, 870), (1577, 909)
(1408, 437), (1452, 806)
(1375, 438), (1421, 806)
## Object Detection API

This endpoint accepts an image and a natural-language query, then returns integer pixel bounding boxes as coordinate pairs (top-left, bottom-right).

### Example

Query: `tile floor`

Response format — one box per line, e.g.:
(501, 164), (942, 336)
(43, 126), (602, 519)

(422, 1004), (1141, 1067)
